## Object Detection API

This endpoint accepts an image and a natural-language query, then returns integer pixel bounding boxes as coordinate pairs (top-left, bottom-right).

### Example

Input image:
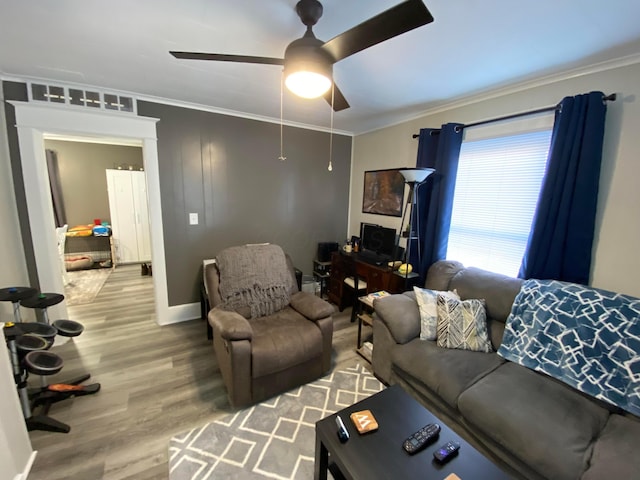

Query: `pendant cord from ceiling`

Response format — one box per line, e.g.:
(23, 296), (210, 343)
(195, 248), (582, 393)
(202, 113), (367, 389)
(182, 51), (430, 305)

(328, 83), (334, 172)
(411, 93), (617, 138)
(278, 71), (286, 161)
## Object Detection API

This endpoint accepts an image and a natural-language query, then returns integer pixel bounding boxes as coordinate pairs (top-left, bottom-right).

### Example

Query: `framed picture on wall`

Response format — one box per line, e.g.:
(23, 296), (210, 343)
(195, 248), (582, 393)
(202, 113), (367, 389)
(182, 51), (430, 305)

(362, 169), (405, 217)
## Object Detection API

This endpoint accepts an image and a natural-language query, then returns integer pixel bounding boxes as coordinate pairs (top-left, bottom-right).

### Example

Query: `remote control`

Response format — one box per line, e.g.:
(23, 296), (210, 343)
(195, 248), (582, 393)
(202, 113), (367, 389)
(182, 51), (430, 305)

(402, 423), (441, 454)
(433, 441), (460, 463)
(336, 415), (349, 443)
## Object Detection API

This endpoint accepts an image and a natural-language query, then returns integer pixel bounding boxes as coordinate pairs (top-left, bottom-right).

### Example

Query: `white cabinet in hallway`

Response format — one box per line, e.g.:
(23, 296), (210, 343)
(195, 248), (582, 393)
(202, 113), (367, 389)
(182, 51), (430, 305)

(106, 169), (151, 264)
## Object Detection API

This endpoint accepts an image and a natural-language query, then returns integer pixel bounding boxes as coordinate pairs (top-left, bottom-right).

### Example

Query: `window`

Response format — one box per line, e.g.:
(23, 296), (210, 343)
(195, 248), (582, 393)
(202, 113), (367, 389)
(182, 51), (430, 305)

(446, 129), (552, 276)
(28, 82), (136, 113)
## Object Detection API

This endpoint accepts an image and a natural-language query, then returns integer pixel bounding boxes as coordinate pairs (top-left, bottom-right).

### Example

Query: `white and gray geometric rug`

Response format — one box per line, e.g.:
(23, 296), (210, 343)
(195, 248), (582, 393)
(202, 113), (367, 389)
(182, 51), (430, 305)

(168, 363), (384, 480)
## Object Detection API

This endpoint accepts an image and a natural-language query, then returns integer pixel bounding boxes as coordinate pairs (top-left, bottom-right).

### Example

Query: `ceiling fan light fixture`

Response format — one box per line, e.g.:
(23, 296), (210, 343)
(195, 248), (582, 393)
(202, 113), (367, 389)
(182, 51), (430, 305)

(283, 32), (333, 99)
(285, 70), (331, 98)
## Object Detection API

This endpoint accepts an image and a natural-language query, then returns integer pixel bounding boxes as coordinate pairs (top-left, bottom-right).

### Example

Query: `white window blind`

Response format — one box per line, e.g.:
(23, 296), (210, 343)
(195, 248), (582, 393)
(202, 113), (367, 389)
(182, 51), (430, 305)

(446, 129), (552, 276)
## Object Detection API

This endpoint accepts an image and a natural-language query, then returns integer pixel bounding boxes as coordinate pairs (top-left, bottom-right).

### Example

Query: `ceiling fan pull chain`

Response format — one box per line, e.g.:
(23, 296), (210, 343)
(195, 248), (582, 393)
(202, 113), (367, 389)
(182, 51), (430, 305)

(279, 71), (286, 161)
(328, 83), (334, 172)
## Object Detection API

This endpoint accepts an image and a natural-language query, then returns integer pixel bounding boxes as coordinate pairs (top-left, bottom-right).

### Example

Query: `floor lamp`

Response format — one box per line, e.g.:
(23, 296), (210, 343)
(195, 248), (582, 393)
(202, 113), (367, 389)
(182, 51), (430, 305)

(398, 167), (435, 282)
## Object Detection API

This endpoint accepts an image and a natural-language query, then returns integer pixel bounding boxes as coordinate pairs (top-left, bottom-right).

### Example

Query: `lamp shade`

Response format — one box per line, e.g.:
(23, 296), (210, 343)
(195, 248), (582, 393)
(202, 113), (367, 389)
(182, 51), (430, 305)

(399, 167), (435, 183)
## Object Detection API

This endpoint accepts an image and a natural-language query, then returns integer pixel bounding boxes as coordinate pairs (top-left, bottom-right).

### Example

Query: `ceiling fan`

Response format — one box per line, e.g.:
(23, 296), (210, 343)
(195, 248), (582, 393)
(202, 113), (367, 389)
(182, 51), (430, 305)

(170, 0), (434, 111)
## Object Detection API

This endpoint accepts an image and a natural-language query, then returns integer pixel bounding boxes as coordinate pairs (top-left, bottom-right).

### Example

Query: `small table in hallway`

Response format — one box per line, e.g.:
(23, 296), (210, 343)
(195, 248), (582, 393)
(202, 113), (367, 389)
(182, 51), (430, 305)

(314, 384), (513, 480)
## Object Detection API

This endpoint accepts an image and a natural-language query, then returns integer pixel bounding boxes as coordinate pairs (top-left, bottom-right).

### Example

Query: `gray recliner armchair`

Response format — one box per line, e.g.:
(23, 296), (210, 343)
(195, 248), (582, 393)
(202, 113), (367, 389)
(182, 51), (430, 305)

(205, 244), (334, 408)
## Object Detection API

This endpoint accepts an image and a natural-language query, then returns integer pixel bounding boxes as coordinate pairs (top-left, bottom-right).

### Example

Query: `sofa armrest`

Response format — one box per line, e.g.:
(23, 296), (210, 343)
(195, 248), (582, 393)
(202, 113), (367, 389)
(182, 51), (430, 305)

(374, 294), (421, 344)
(290, 291), (334, 321)
(208, 307), (253, 341)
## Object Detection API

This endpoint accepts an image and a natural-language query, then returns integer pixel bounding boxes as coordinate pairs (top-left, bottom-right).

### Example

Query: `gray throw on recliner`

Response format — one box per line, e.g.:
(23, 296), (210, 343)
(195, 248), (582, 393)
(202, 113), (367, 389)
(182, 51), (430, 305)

(216, 244), (293, 318)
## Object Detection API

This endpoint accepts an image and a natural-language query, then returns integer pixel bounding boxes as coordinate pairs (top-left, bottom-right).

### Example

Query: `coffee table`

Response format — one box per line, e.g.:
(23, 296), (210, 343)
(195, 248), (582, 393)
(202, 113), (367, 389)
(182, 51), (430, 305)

(315, 384), (513, 480)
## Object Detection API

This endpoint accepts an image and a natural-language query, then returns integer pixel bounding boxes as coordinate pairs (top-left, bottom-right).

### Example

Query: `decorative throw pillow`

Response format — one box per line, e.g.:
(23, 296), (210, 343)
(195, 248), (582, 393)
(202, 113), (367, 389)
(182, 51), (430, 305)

(414, 286), (460, 341)
(436, 295), (492, 352)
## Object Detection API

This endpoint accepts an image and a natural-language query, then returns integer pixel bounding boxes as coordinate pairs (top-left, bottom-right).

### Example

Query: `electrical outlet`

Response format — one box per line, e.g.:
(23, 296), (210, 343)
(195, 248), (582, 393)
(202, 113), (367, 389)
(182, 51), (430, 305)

(189, 213), (198, 225)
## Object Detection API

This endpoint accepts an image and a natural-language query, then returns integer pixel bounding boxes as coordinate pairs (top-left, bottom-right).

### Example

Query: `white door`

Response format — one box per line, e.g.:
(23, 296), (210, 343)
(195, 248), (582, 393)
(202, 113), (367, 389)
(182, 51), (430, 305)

(107, 169), (152, 264)
(131, 171), (152, 262)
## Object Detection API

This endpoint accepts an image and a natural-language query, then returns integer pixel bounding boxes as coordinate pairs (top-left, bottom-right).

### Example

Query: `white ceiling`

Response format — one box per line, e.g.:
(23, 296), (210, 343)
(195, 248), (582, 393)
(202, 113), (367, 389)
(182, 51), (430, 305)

(2, 0), (640, 134)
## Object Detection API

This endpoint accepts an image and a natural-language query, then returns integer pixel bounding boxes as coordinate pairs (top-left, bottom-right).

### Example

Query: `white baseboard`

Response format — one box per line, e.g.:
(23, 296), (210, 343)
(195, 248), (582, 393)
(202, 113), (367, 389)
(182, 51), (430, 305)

(159, 302), (201, 326)
(14, 451), (37, 480)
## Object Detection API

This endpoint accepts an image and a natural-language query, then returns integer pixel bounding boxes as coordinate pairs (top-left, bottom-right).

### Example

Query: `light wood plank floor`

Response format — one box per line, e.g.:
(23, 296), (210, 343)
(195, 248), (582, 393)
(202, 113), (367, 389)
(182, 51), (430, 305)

(26, 265), (363, 480)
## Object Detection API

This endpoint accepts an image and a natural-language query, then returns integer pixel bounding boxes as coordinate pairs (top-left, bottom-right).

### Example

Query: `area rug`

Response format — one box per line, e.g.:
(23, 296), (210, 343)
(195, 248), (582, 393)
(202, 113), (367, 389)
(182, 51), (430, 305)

(64, 268), (112, 306)
(168, 363), (384, 480)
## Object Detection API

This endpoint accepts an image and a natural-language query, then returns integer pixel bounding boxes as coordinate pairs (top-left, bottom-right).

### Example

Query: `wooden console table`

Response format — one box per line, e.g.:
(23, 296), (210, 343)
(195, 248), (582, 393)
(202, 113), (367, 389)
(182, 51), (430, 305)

(327, 251), (411, 311)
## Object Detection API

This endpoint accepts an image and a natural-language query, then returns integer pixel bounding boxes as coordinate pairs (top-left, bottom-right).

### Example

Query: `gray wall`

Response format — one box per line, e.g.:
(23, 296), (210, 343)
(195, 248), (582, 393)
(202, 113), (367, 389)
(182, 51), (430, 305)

(3, 82), (352, 309)
(44, 139), (143, 227)
(2, 81), (39, 287)
(137, 101), (352, 306)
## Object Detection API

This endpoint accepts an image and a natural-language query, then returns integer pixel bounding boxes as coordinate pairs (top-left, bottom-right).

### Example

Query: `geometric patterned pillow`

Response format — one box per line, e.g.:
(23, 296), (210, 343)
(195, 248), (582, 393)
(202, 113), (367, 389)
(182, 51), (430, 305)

(436, 295), (492, 352)
(414, 286), (460, 341)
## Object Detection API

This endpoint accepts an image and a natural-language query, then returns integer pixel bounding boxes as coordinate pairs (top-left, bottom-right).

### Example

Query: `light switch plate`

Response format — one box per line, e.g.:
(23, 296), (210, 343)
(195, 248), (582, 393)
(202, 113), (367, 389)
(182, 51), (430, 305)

(189, 213), (198, 225)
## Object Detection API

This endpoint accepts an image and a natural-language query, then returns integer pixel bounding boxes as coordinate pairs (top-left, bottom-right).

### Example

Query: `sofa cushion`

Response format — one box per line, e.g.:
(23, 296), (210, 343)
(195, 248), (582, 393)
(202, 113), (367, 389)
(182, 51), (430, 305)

(391, 338), (504, 408)
(250, 307), (322, 378)
(414, 286), (460, 341)
(424, 260), (465, 291)
(374, 294), (421, 344)
(582, 414), (640, 479)
(449, 267), (523, 323)
(488, 319), (505, 351)
(458, 362), (610, 480)
(436, 296), (492, 352)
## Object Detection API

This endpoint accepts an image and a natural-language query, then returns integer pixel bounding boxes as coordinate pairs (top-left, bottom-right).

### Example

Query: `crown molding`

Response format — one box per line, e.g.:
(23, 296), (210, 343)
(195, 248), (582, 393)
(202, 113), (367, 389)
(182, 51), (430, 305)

(0, 73), (353, 137)
(6, 51), (640, 139)
(133, 93), (353, 136)
(356, 52), (640, 136)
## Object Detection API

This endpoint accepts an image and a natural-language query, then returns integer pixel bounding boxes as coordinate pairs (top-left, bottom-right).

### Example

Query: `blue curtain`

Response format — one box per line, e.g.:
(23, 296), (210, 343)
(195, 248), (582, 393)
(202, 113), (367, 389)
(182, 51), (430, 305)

(518, 91), (607, 284)
(413, 123), (464, 279)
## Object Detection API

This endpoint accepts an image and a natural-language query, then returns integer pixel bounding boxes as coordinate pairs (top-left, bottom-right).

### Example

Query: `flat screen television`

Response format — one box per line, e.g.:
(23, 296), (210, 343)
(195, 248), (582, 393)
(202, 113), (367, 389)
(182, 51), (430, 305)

(360, 223), (397, 259)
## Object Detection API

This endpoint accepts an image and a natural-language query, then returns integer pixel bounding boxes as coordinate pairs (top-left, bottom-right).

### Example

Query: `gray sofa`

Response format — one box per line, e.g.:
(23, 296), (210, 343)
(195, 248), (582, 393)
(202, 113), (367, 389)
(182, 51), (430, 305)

(372, 260), (640, 480)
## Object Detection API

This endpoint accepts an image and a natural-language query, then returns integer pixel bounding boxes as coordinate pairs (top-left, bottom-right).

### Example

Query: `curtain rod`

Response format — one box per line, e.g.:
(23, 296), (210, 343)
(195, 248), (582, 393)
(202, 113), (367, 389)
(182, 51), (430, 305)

(411, 93), (617, 138)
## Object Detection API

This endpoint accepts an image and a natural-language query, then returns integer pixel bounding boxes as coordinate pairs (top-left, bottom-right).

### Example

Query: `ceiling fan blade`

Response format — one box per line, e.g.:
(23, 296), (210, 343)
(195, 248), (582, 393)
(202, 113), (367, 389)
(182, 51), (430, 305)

(324, 83), (350, 111)
(170, 51), (284, 66)
(321, 0), (434, 63)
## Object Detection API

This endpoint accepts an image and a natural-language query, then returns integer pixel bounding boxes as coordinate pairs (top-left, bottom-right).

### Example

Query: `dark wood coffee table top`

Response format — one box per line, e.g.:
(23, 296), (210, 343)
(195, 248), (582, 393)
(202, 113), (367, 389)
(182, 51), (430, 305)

(315, 384), (513, 480)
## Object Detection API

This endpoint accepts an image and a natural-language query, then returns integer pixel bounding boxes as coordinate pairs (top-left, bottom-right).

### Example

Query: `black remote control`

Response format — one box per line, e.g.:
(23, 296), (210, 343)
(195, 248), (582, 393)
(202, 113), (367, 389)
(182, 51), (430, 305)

(336, 415), (349, 443)
(402, 423), (441, 454)
(433, 440), (460, 463)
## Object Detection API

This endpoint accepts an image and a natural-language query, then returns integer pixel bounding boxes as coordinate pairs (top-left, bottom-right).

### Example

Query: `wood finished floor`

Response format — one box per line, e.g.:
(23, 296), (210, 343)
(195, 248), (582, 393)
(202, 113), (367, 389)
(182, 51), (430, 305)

(26, 265), (363, 480)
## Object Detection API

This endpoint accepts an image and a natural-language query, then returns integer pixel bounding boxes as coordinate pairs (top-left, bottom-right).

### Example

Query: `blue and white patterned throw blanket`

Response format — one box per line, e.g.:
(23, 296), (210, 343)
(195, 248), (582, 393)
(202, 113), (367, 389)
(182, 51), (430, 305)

(498, 279), (640, 416)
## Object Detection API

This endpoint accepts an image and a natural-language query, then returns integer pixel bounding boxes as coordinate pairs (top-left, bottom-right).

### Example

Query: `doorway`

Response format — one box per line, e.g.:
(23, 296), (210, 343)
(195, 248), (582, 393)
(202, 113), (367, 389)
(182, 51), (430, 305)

(44, 136), (151, 305)
(10, 102), (173, 324)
